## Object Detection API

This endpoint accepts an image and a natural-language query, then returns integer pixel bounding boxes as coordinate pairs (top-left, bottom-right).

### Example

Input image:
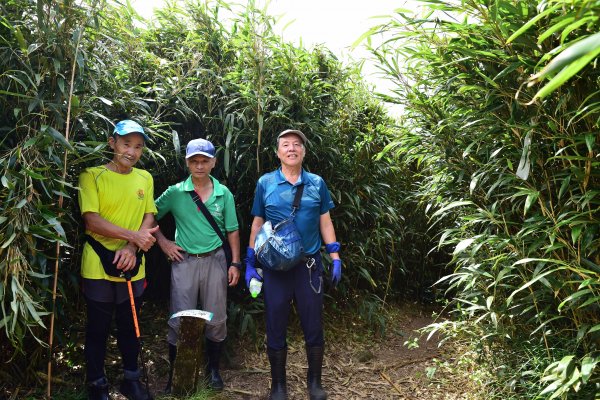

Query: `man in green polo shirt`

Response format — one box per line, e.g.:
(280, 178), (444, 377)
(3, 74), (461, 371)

(153, 138), (241, 392)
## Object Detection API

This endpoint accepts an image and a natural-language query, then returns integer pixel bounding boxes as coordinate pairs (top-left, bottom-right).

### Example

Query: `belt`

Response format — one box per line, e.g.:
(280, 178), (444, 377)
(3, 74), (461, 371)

(187, 248), (220, 258)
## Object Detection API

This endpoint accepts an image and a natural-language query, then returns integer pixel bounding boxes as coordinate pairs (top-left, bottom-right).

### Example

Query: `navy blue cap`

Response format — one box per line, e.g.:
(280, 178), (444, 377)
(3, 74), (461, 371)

(186, 138), (215, 159)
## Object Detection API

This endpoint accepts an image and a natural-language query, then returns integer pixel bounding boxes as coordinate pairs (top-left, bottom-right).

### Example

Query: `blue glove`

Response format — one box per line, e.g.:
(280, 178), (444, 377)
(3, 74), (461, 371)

(331, 259), (342, 287)
(245, 247), (262, 288)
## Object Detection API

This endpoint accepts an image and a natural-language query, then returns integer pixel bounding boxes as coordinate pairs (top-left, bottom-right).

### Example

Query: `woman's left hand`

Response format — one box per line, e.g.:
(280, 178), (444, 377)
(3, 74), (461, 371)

(331, 259), (342, 287)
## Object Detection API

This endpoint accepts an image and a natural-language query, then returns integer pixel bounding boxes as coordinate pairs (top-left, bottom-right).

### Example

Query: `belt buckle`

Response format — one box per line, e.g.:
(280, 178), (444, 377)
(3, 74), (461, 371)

(193, 249), (216, 258)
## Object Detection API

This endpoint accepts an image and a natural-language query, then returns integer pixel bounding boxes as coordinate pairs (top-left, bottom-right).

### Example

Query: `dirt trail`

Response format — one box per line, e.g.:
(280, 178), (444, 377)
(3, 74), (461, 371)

(52, 301), (471, 399)
(219, 304), (468, 400)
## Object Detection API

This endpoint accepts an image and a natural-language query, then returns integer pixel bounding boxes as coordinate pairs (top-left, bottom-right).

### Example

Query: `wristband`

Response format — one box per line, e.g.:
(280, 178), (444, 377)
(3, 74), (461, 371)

(230, 262), (242, 268)
(325, 242), (340, 253)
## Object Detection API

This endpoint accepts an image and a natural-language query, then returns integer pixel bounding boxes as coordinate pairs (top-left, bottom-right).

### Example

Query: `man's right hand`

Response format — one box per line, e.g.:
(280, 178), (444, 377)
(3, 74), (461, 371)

(245, 247), (262, 287)
(158, 239), (185, 263)
(132, 225), (159, 252)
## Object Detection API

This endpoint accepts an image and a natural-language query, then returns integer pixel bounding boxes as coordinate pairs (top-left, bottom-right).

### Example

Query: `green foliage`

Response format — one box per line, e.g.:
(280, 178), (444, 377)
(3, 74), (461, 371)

(367, 0), (600, 397)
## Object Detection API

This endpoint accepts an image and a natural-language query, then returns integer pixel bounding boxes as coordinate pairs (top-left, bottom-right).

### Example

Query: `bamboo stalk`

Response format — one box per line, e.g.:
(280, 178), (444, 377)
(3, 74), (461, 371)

(255, 25), (265, 174)
(46, 26), (83, 400)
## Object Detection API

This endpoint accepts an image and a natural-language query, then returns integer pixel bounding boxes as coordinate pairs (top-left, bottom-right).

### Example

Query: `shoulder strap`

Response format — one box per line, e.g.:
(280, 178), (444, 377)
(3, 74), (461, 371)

(188, 191), (227, 245)
(189, 190), (233, 266)
(291, 184), (304, 214)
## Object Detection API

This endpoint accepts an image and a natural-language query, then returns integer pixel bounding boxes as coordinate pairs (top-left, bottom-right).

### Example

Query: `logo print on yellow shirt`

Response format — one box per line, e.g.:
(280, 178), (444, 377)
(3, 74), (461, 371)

(137, 189), (145, 200)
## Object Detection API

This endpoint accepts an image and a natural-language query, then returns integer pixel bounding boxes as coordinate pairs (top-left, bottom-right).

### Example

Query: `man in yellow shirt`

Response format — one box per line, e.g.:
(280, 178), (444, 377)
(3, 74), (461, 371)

(78, 120), (158, 400)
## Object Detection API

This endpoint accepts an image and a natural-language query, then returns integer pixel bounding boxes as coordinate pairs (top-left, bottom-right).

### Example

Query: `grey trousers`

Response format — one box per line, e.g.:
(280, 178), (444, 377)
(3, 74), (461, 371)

(168, 248), (228, 344)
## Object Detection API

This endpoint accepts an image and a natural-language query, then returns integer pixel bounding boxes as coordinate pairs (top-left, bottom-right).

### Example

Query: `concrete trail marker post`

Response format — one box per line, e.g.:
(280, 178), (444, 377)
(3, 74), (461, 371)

(169, 309), (213, 395)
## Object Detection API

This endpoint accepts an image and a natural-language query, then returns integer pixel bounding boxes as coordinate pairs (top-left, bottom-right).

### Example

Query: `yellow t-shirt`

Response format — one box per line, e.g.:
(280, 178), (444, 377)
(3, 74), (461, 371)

(78, 166), (157, 281)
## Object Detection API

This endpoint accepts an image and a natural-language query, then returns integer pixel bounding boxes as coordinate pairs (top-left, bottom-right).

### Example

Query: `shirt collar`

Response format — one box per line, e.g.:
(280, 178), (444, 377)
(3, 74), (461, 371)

(276, 167), (306, 186)
(183, 175), (224, 195)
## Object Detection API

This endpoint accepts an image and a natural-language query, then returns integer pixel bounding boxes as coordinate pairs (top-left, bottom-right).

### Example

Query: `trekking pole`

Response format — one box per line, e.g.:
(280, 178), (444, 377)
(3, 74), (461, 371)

(123, 271), (152, 399)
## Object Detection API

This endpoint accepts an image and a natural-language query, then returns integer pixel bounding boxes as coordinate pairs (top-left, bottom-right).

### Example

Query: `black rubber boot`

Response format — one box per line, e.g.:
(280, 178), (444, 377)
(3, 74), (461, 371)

(163, 343), (177, 394)
(267, 347), (287, 400)
(205, 339), (224, 391)
(87, 376), (111, 400)
(119, 369), (153, 400)
(306, 346), (327, 400)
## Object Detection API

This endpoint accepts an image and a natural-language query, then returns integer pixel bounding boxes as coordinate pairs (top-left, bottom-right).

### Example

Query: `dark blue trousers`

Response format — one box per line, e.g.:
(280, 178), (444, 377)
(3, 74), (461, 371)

(263, 253), (324, 350)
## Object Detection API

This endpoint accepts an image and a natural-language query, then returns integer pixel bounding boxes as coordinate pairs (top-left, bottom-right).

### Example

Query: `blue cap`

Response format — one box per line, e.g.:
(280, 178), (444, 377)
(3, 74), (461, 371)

(113, 120), (149, 141)
(186, 138), (215, 159)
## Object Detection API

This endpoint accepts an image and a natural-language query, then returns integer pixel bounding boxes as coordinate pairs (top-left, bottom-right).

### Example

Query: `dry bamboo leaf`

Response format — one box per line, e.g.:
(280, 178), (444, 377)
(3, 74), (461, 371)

(381, 371), (404, 395)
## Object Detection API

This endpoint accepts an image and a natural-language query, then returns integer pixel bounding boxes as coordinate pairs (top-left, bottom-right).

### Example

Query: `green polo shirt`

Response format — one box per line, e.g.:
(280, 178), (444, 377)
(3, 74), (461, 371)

(155, 175), (239, 253)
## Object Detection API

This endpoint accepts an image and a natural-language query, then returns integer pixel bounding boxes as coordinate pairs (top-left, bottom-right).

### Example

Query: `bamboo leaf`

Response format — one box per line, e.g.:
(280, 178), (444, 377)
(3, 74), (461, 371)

(506, 3), (562, 43)
(41, 125), (75, 151)
(531, 43), (600, 101)
(580, 357), (597, 383)
(431, 201), (473, 218)
(98, 96), (113, 105)
(558, 175), (571, 199)
(507, 267), (565, 306)
(453, 238), (475, 255)
(531, 32), (600, 81)
(558, 288), (592, 312)
(46, 217), (66, 238)
(571, 225), (583, 243)
(537, 16), (575, 45)
(2, 233), (16, 249)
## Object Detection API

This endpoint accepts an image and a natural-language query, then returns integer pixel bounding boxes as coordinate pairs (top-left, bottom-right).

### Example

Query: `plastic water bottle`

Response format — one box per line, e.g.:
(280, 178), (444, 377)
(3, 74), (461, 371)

(249, 268), (263, 298)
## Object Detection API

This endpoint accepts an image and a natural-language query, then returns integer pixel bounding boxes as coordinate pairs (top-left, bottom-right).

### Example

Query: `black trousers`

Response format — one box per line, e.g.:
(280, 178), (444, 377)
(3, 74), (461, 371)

(84, 296), (141, 382)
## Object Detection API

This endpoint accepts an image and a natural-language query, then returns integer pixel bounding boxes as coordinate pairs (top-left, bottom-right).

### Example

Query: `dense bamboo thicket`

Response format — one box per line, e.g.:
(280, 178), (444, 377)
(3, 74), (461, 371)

(0, 0), (431, 391)
(6, 0), (599, 398)
(368, 0), (600, 398)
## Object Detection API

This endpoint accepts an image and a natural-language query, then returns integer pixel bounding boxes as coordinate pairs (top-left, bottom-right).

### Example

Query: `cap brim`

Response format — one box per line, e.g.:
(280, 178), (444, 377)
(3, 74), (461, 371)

(278, 130), (307, 144)
(115, 130), (149, 141)
(186, 151), (215, 159)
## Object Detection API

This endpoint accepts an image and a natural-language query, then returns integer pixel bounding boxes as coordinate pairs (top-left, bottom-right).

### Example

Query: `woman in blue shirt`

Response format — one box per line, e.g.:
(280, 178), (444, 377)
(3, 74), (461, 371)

(246, 129), (342, 400)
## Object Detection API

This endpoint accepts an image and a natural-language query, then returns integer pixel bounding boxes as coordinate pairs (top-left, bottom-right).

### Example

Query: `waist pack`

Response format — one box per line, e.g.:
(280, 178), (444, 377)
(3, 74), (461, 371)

(86, 234), (142, 278)
(255, 184), (305, 271)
